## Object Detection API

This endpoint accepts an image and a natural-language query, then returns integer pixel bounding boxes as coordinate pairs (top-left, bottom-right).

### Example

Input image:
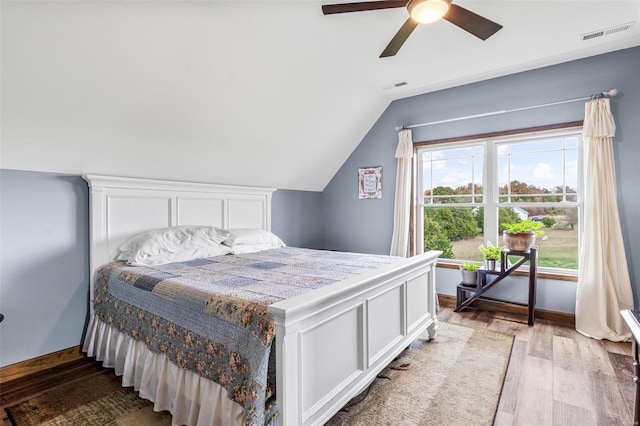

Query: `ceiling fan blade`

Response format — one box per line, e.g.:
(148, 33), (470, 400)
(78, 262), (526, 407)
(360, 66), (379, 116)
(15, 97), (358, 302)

(380, 18), (419, 58)
(443, 4), (502, 40)
(322, 1), (407, 15)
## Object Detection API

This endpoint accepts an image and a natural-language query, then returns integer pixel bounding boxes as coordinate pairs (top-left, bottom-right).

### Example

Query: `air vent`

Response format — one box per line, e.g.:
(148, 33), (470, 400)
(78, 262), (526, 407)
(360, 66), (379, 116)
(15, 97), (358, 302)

(583, 30), (605, 40)
(606, 22), (634, 35)
(382, 81), (408, 90)
(581, 22), (635, 41)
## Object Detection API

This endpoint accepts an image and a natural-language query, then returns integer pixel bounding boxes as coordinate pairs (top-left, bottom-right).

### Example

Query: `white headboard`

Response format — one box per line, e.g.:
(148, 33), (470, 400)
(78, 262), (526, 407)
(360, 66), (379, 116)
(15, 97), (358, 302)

(83, 174), (276, 308)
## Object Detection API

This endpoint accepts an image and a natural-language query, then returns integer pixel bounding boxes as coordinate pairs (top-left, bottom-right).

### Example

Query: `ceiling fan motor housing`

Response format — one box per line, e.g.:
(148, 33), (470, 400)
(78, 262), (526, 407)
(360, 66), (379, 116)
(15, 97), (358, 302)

(408, 0), (452, 24)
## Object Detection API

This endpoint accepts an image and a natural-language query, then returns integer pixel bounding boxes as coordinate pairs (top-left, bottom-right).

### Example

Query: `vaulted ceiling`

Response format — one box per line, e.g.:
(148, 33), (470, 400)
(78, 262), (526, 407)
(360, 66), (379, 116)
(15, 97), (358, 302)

(2, 1), (639, 191)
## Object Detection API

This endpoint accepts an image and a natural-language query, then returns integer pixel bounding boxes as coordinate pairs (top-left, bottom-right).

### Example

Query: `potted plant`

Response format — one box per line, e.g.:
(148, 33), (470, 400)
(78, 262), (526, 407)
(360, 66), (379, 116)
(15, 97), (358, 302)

(502, 219), (546, 252)
(478, 241), (502, 270)
(460, 261), (480, 286)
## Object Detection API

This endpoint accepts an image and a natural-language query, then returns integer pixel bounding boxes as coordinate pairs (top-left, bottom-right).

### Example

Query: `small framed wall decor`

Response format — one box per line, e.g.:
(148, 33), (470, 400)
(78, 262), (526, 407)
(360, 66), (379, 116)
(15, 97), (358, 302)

(358, 166), (382, 199)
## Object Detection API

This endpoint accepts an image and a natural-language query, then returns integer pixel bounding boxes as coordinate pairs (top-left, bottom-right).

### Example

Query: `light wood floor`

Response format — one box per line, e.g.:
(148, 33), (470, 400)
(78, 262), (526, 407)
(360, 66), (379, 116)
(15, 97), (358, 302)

(440, 306), (634, 426)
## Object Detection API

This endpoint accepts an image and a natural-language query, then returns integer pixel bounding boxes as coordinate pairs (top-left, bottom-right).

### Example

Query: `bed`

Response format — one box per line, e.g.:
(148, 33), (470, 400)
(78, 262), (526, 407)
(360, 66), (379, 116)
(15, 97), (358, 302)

(81, 174), (441, 426)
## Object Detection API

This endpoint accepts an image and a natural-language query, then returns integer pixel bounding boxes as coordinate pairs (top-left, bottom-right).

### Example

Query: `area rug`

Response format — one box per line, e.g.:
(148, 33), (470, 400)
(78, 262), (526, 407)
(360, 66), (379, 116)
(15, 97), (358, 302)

(6, 322), (513, 426)
(5, 372), (173, 426)
(325, 322), (514, 426)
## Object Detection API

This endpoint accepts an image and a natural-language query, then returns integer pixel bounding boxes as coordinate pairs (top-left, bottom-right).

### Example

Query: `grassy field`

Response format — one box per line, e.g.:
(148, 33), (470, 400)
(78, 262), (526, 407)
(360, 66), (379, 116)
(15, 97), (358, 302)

(450, 228), (578, 270)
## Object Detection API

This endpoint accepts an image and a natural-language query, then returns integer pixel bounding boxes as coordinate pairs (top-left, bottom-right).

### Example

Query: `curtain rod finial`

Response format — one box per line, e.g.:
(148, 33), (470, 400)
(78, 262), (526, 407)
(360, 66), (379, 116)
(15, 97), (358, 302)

(605, 89), (618, 97)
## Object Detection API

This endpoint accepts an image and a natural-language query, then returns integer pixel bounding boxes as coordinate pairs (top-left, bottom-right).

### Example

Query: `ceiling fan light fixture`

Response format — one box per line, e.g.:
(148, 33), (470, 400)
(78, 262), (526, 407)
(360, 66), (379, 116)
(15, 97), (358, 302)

(408, 0), (450, 24)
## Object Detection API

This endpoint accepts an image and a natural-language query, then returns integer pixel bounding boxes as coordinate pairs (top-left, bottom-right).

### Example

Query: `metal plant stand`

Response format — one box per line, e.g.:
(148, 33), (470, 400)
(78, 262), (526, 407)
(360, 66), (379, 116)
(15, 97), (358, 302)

(455, 246), (538, 326)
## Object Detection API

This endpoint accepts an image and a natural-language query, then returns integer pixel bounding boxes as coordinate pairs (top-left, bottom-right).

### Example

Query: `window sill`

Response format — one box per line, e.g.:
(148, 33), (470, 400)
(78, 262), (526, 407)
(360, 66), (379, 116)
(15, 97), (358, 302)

(436, 261), (578, 282)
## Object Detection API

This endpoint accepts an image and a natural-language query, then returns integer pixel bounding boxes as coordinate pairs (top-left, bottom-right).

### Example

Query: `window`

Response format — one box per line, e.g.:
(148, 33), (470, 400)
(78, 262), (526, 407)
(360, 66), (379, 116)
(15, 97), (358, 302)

(416, 126), (582, 273)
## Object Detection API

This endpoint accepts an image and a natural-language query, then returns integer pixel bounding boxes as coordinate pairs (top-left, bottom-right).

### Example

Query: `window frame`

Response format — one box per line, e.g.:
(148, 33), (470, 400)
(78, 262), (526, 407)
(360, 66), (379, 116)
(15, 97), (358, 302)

(414, 122), (583, 277)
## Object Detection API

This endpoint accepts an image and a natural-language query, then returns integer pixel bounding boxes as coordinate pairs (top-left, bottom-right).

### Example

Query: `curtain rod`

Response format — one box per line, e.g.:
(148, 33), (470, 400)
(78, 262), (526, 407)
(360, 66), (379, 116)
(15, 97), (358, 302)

(395, 89), (618, 132)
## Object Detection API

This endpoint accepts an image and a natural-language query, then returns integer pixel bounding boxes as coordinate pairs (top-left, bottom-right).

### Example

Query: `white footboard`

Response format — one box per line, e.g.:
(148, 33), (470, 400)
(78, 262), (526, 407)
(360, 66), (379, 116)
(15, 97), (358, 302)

(267, 250), (441, 426)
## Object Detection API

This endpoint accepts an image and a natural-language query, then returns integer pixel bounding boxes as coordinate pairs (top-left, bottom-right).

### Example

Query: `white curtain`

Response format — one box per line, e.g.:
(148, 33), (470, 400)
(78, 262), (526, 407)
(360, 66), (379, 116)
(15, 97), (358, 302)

(390, 129), (413, 257)
(575, 98), (633, 341)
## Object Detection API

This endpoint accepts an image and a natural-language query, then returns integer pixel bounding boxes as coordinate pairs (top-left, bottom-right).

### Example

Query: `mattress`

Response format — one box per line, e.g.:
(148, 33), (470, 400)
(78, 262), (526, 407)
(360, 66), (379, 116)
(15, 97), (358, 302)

(92, 247), (402, 425)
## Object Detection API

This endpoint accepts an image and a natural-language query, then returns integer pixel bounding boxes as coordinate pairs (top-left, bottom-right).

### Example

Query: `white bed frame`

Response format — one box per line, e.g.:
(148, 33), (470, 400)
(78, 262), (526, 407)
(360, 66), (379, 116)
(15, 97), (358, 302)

(84, 174), (441, 426)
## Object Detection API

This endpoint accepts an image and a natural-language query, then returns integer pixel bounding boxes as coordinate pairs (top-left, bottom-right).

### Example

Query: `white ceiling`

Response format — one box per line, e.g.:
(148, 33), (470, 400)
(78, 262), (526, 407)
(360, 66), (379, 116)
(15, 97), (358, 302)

(1, 1), (639, 191)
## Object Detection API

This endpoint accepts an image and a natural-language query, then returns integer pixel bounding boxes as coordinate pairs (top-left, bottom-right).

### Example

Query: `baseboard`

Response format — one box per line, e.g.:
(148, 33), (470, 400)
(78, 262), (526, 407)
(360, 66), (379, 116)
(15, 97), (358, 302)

(0, 345), (85, 383)
(438, 294), (576, 325)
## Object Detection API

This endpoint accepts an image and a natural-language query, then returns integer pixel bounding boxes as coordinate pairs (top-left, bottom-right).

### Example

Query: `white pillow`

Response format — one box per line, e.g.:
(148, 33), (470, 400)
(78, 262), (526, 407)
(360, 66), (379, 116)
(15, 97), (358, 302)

(124, 244), (232, 266)
(118, 225), (231, 266)
(223, 229), (285, 247)
(228, 242), (284, 255)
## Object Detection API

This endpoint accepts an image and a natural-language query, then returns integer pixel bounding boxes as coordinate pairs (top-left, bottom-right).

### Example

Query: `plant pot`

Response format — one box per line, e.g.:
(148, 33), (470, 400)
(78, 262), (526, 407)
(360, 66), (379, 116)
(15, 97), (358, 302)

(484, 259), (497, 271)
(503, 230), (536, 252)
(460, 268), (478, 286)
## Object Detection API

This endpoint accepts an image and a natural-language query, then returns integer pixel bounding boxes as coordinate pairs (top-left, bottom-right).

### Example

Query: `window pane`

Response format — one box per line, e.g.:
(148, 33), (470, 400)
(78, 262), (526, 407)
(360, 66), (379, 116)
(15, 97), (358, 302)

(564, 149), (578, 194)
(498, 207), (579, 270)
(421, 145), (483, 205)
(497, 137), (579, 204)
(565, 137), (578, 149)
(423, 207), (483, 261)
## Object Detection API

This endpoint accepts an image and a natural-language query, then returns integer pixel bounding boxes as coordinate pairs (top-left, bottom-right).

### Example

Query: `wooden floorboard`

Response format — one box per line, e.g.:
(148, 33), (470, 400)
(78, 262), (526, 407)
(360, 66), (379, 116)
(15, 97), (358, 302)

(609, 351), (636, 416)
(444, 306), (633, 425)
(0, 358), (108, 409)
(496, 339), (527, 415)
(553, 400), (594, 426)
(0, 308), (633, 425)
(514, 356), (554, 425)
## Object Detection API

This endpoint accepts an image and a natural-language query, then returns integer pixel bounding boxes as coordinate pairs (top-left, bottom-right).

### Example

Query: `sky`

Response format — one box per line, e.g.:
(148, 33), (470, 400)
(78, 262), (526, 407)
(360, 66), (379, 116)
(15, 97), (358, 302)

(422, 134), (580, 197)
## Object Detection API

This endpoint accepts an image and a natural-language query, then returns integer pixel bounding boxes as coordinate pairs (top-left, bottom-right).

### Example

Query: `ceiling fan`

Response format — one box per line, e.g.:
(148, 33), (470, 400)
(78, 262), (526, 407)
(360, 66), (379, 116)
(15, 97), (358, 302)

(322, 0), (503, 58)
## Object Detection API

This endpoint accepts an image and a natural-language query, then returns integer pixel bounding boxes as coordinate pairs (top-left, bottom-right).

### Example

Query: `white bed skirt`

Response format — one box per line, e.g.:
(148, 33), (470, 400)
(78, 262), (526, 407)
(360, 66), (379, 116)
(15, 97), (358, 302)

(82, 314), (247, 426)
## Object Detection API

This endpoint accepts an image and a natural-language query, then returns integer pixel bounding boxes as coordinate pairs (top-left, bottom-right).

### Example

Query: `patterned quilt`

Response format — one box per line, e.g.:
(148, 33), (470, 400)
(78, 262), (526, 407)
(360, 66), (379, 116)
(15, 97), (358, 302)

(93, 247), (402, 426)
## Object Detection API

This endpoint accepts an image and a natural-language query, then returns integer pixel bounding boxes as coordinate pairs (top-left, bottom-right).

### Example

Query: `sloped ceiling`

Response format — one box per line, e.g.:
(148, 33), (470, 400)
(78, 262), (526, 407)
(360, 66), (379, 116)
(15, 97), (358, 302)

(1, 1), (639, 191)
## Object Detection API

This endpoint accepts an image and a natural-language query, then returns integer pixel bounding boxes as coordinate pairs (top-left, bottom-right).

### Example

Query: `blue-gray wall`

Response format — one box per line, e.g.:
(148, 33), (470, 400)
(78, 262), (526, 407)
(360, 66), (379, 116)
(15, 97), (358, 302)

(321, 46), (640, 311)
(272, 189), (323, 249)
(2, 46), (639, 367)
(0, 170), (89, 367)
